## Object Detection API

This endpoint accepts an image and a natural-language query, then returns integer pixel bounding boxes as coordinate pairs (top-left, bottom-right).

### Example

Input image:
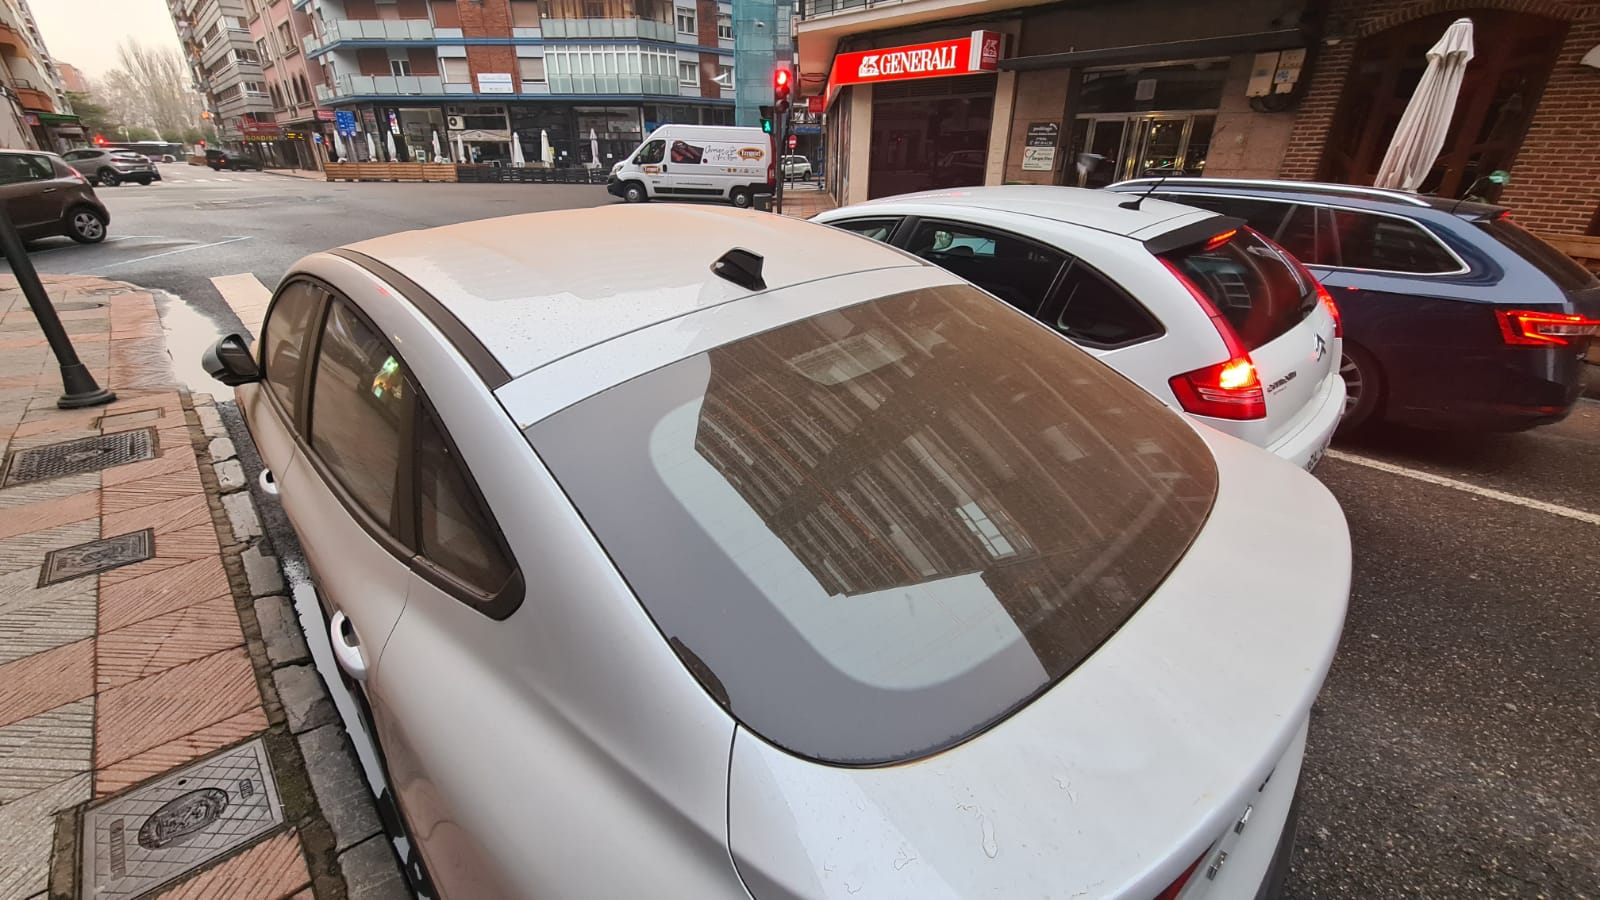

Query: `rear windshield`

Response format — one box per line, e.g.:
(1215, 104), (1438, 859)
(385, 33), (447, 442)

(1478, 217), (1599, 293)
(528, 284), (1217, 764)
(1164, 228), (1316, 351)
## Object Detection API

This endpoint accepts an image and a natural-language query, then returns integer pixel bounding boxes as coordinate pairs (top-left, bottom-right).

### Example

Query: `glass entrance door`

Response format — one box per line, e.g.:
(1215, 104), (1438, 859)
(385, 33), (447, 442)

(1069, 113), (1215, 186)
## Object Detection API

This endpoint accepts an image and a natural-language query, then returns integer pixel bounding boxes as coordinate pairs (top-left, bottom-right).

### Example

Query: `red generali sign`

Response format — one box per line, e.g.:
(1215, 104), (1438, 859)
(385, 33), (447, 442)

(831, 30), (1002, 94)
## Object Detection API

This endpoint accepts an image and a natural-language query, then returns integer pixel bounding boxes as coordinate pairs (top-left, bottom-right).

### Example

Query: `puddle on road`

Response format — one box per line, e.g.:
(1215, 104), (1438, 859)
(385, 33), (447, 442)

(154, 291), (226, 395)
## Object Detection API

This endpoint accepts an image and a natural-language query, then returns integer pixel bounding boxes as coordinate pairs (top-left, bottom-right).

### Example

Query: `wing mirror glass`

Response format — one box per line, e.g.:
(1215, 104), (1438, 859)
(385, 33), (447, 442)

(202, 334), (261, 386)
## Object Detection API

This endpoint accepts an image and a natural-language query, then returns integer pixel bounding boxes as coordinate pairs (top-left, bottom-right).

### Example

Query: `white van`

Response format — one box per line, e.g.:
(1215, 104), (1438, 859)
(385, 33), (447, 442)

(607, 124), (774, 208)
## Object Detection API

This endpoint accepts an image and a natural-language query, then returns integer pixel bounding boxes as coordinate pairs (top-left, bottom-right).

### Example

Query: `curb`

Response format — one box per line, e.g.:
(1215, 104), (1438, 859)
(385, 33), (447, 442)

(191, 392), (408, 899)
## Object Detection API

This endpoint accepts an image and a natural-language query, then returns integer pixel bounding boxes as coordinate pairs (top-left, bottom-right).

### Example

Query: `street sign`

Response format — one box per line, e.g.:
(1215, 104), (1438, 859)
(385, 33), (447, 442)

(807, 96), (825, 114)
(334, 110), (358, 136)
(787, 134), (797, 150)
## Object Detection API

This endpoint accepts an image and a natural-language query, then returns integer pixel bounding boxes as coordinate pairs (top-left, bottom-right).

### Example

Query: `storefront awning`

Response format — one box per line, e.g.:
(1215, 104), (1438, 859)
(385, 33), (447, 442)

(1002, 28), (1308, 71)
(33, 112), (81, 124)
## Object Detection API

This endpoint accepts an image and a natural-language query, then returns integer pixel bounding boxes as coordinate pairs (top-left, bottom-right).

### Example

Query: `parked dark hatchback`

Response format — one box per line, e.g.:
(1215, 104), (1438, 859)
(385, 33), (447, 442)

(205, 148), (262, 171)
(1108, 178), (1600, 432)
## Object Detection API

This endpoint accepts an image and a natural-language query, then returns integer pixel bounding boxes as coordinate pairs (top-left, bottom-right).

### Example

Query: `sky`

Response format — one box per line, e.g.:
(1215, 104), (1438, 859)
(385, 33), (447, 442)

(32, 0), (185, 79)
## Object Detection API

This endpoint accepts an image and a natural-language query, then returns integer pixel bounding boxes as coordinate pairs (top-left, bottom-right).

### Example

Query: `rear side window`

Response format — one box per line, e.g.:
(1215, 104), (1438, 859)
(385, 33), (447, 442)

(1330, 210), (1460, 274)
(416, 408), (516, 599)
(827, 218), (899, 243)
(1164, 228), (1316, 350)
(1052, 261), (1162, 347)
(528, 284), (1216, 764)
(1477, 217), (1599, 292)
(260, 281), (323, 422)
(904, 220), (1067, 315)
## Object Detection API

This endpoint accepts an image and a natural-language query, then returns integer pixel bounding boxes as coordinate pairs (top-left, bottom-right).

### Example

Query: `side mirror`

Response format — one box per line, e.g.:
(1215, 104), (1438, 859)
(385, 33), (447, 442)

(202, 334), (261, 386)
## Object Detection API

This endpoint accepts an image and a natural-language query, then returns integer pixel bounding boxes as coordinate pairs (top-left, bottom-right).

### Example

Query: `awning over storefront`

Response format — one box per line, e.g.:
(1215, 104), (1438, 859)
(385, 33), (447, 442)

(31, 112), (82, 125)
(1002, 28), (1307, 71)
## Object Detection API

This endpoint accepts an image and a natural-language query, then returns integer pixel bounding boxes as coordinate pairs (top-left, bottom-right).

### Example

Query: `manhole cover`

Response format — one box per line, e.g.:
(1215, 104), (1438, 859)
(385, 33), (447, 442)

(82, 739), (283, 899)
(1, 429), (155, 487)
(39, 529), (153, 586)
(54, 301), (107, 311)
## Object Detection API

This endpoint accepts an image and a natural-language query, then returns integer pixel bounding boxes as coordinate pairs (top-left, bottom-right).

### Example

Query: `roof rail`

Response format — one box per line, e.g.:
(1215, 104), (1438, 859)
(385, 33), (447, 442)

(1107, 177), (1433, 208)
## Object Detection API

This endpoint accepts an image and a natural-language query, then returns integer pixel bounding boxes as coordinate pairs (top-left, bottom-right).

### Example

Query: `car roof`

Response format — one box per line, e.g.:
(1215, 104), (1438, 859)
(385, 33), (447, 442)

(341, 205), (930, 379)
(824, 185), (1216, 239)
(1109, 177), (1506, 220)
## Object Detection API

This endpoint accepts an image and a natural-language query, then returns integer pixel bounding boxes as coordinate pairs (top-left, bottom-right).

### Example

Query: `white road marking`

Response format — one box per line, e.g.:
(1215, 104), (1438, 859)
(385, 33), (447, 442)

(1325, 449), (1600, 527)
(210, 272), (272, 340)
(74, 236), (252, 273)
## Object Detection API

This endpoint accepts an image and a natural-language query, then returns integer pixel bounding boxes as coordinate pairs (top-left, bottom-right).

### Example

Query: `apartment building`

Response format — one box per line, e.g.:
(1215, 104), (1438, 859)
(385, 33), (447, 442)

(300, 0), (735, 166)
(802, 0), (1600, 238)
(0, 0), (80, 150)
(243, 0), (331, 168)
(169, 0), (276, 145)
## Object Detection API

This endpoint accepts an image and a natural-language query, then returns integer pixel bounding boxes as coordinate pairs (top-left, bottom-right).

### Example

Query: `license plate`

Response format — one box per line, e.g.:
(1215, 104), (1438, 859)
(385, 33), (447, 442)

(1305, 440), (1330, 471)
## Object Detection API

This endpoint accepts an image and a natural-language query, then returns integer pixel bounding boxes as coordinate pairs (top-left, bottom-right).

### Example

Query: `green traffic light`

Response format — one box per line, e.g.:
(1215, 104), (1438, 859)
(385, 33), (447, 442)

(762, 119), (772, 133)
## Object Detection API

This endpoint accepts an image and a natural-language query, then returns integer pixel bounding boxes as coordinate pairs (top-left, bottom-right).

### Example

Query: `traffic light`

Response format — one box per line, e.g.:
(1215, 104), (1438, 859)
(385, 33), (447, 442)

(759, 104), (773, 133)
(773, 68), (792, 115)
(93, 134), (106, 146)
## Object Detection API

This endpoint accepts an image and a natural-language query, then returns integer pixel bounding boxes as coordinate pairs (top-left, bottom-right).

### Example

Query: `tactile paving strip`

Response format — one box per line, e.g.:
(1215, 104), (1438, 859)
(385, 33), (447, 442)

(81, 738), (284, 899)
(1, 429), (156, 488)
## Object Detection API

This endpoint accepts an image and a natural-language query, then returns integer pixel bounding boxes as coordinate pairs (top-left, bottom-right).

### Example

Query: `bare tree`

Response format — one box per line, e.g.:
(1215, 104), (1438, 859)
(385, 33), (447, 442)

(98, 40), (205, 139)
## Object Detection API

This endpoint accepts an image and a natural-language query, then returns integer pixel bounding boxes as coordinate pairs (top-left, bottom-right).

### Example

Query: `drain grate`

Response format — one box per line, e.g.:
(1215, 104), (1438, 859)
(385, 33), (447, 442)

(82, 738), (284, 900)
(39, 529), (153, 586)
(1, 429), (155, 487)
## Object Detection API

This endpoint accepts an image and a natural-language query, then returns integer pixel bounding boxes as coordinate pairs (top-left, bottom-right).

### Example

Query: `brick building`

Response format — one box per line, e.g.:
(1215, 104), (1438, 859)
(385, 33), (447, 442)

(245, 0), (330, 169)
(803, 0), (1600, 238)
(298, 0), (735, 166)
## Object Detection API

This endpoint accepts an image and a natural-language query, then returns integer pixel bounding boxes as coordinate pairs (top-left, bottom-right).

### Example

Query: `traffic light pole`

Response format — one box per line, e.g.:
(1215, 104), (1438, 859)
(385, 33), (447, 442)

(0, 207), (115, 409)
(773, 114), (786, 216)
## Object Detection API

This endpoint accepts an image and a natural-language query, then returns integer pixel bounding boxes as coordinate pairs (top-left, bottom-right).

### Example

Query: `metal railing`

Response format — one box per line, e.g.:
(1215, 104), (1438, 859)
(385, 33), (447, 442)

(322, 73), (445, 98)
(540, 18), (675, 41)
(798, 0), (900, 19)
(304, 18), (435, 54)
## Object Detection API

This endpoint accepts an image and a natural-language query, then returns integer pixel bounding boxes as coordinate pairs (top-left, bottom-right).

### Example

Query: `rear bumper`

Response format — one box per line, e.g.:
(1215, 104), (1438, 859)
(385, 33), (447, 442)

(1267, 371), (1344, 471)
(1381, 342), (1588, 432)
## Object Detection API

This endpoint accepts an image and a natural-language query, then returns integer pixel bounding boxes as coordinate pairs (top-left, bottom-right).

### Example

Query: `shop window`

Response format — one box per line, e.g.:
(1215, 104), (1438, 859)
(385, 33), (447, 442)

(442, 58), (470, 83)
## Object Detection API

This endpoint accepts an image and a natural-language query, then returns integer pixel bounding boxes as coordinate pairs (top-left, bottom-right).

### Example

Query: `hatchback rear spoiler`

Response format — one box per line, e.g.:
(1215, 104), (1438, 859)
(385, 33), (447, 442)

(1143, 216), (1247, 256)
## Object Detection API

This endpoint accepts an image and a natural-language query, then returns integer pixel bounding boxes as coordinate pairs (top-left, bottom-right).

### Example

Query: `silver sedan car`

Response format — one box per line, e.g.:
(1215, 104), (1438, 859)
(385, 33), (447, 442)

(204, 205), (1349, 899)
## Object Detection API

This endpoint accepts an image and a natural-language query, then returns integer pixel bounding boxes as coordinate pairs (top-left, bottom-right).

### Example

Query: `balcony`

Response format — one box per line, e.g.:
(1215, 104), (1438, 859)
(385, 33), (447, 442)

(540, 18), (675, 41)
(321, 73), (445, 99)
(304, 18), (434, 55)
(546, 73), (677, 95)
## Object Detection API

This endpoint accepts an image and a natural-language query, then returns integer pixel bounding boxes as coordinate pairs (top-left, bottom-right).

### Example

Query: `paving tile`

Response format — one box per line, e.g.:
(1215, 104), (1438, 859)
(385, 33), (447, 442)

(99, 555), (230, 633)
(100, 438), (196, 488)
(100, 468), (204, 515)
(94, 647), (261, 769)
(0, 489), (97, 542)
(0, 335), (48, 351)
(0, 772), (90, 900)
(100, 493), (211, 540)
(0, 697), (94, 802)
(0, 566), (97, 666)
(93, 706), (269, 797)
(152, 830), (310, 900)
(11, 408), (102, 437)
(0, 638), (93, 729)
(0, 518), (100, 577)
(96, 596), (245, 691)
(99, 523), (220, 587)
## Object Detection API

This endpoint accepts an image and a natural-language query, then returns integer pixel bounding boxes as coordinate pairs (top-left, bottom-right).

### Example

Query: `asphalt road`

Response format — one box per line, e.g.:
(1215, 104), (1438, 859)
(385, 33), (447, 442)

(12, 168), (1598, 898)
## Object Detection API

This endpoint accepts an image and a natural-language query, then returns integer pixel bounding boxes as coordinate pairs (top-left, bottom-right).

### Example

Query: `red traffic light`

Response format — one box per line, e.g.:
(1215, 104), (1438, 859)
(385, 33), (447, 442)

(773, 68), (791, 100)
(93, 134), (106, 146)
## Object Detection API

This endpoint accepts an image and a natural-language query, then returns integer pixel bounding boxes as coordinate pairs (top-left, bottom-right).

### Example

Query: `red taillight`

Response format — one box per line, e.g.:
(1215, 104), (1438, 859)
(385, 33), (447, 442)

(1202, 228), (1237, 251)
(1160, 256), (1266, 420)
(1495, 308), (1600, 347)
(1153, 852), (1207, 900)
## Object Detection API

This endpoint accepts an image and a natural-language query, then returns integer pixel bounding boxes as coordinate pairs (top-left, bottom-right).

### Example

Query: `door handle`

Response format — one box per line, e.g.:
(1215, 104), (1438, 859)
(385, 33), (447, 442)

(258, 467), (279, 496)
(661, 164), (668, 173)
(329, 610), (368, 681)
(41, 187), (57, 193)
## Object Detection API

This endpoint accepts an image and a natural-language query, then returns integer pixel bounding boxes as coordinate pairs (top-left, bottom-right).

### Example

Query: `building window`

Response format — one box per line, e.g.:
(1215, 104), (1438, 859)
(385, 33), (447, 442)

(519, 57), (546, 84)
(235, 48), (260, 65)
(256, 38), (269, 59)
(510, 0), (540, 27)
(391, 59), (414, 77)
(676, 10), (695, 33)
(716, 13), (731, 39)
(717, 63), (732, 85)
(277, 22), (294, 53)
(678, 61), (698, 84)
(441, 58), (470, 83)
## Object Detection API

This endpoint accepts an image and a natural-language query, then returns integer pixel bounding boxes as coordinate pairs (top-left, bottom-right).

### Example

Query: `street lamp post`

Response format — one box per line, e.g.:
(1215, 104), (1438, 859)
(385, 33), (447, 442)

(0, 207), (115, 409)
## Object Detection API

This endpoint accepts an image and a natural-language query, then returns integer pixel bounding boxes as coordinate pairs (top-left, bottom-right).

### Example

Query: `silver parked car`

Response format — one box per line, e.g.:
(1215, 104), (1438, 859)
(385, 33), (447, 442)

(60, 148), (160, 186)
(204, 206), (1349, 899)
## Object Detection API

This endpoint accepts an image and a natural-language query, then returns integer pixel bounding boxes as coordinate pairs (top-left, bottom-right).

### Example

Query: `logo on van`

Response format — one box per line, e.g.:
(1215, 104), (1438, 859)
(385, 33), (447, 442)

(738, 147), (764, 160)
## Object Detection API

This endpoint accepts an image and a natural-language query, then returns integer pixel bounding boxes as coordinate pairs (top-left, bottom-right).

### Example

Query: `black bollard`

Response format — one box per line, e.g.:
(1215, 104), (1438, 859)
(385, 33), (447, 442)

(0, 206), (115, 409)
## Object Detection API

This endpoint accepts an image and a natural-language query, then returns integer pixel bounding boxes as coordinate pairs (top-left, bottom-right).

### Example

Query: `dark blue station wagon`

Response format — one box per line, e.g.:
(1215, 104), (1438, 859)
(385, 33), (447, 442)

(1108, 178), (1600, 432)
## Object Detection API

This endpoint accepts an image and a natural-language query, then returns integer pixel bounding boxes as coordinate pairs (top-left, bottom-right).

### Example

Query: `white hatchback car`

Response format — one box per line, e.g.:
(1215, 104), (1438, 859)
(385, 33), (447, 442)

(814, 186), (1346, 470)
(204, 205), (1348, 899)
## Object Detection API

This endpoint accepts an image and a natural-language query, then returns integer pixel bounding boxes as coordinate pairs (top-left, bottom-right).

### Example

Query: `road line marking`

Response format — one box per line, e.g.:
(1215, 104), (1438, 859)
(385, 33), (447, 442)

(210, 272), (272, 340)
(1325, 449), (1600, 527)
(74, 236), (251, 273)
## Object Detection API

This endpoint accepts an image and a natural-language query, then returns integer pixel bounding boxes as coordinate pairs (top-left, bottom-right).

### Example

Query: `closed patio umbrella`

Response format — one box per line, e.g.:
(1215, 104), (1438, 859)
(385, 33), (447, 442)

(432, 130), (443, 161)
(540, 129), (552, 165)
(1374, 17), (1475, 191)
(589, 128), (600, 168)
(512, 132), (526, 166)
(365, 132), (376, 161)
(330, 131), (346, 163)
(385, 131), (398, 162)
(455, 132), (466, 163)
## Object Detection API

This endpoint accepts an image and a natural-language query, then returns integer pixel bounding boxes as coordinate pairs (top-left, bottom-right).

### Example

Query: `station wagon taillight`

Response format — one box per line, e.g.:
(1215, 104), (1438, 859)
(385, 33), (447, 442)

(1160, 256), (1267, 421)
(1495, 308), (1600, 347)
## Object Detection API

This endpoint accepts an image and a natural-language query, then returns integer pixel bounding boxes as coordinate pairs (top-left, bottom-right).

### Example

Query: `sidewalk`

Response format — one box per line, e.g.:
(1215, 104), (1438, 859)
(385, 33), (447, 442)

(777, 182), (837, 218)
(0, 277), (396, 899)
(263, 169), (326, 181)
